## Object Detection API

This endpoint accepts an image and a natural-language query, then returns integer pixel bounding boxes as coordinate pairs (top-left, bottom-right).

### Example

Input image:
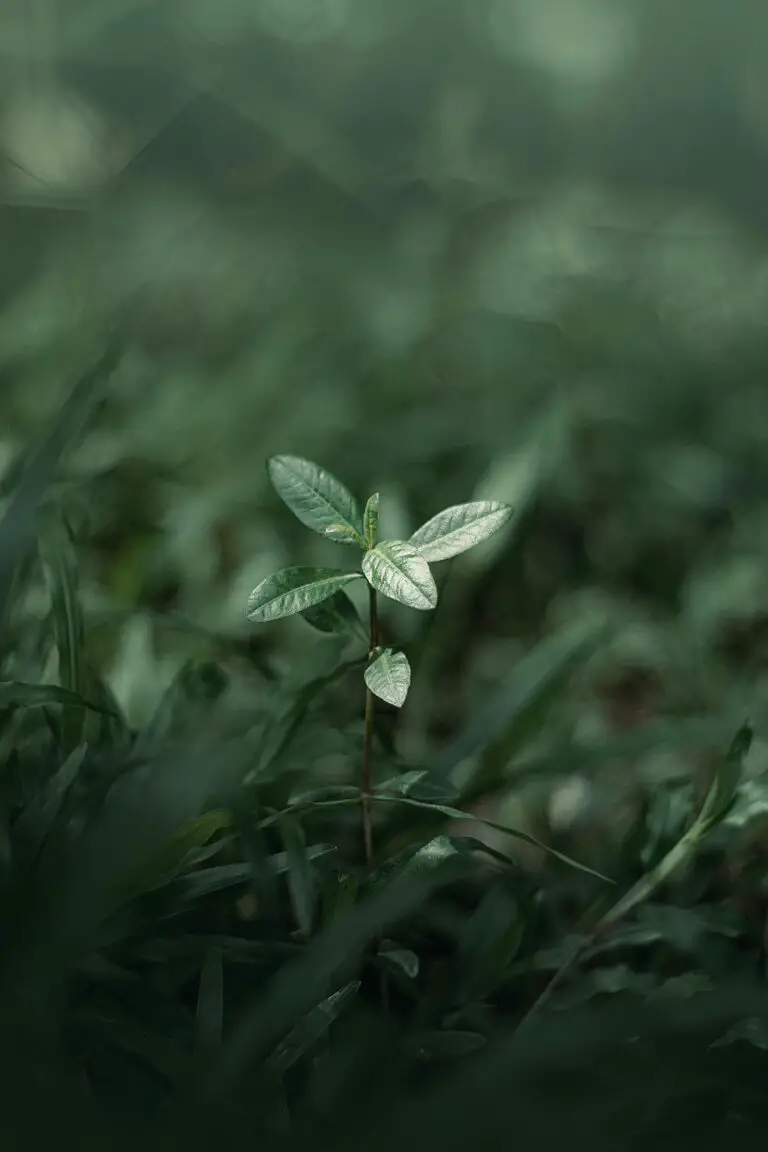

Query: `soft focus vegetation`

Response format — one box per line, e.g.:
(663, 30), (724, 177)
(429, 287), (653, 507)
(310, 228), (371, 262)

(3, 1), (768, 1147)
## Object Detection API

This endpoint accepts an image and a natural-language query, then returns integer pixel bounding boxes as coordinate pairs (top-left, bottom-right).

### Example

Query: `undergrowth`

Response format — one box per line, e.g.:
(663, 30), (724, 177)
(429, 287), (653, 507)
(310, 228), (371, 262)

(1, 349), (768, 1151)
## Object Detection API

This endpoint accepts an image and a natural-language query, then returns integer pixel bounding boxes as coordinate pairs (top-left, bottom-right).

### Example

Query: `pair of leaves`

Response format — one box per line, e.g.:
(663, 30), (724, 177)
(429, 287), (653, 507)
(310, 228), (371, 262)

(245, 547), (438, 624)
(248, 454), (513, 624)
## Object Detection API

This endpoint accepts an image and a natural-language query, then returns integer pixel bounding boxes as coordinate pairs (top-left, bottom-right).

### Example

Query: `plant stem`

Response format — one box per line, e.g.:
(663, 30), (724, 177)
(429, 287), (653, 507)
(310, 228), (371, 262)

(361, 582), (379, 869)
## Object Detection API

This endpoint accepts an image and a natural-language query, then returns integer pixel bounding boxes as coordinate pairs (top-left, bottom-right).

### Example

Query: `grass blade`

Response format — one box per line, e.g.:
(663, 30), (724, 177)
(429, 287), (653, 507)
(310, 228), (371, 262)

(0, 337), (123, 634)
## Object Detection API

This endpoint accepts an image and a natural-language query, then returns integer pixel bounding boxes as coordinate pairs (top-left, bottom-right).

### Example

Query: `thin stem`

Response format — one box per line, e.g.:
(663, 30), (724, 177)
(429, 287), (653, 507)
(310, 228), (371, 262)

(361, 583), (379, 869)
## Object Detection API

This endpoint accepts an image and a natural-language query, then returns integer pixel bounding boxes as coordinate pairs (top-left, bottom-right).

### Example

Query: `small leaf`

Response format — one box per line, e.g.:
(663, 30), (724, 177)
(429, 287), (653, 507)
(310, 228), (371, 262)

(409, 501), (514, 563)
(365, 647), (411, 708)
(267, 455), (364, 543)
(362, 541), (437, 611)
(323, 523), (363, 545)
(378, 940), (419, 980)
(363, 493), (380, 548)
(322, 871), (358, 923)
(712, 1018), (768, 1051)
(247, 568), (362, 624)
(300, 590), (368, 642)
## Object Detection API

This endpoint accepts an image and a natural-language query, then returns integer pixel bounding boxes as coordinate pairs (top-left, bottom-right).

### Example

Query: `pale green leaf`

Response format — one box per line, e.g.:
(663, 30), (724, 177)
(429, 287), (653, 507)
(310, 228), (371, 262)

(363, 492), (380, 548)
(365, 647), (411, 708)
(247, 568), (362, 623)
(267, 455), (364, 543)
(409, 501), (514, 563)
(362, 541), (437, 611)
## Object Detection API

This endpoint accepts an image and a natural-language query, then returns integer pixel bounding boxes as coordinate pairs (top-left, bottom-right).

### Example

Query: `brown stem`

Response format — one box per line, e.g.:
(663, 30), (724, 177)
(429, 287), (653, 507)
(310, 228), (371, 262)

(361, 583), (379, 869)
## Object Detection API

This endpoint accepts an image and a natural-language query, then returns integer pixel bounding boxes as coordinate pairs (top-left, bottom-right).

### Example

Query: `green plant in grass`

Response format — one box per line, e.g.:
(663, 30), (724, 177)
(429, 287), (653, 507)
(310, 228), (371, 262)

(246, 455), (515, 865)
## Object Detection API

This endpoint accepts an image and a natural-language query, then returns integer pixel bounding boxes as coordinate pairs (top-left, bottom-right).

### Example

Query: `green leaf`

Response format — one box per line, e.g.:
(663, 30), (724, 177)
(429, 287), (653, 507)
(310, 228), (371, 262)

(322, 871), (358, 923)
(409, 501), (514, 563)
(369, 793), (613, 883)
(0, 681), (118, 717)
(363, 492), (380, 548)
(278, 814), (315, 936)
(362, 541), (437, 611)
(39, 512), (88, 752)
(266, 981), (361, 1075)
(377, 941), (419, 980)
(457, 887), (524, 1001)
(323, 523), (363, 544)
(697, 722), (752, 832)
(121, 809), (233, 899)
(13, 743), (88, 860)
(300, 590), (368, 642)
(712, 1018), (768, 1051)
(365, 647), (411, 708)
(247, 568), (363, 623)
(267, 455), (364, 543)
(0, 337), (123, 635)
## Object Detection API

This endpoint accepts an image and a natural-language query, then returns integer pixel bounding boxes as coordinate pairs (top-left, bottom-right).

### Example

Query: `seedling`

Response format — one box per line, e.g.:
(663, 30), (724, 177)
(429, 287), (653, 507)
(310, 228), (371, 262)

(247, 455), (514, 866)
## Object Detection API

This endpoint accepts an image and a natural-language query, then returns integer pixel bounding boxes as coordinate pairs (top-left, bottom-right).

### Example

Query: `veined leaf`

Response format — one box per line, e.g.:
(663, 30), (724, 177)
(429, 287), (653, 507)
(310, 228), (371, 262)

(365, 647), (411, 708)
(247, 568), (362, 623)
(267, 455), (364, 543)
(362, 541), (437, 611)
(301, 590), (368, 642)
(409, 501), (514, 562)
(363, 492), (380, 548)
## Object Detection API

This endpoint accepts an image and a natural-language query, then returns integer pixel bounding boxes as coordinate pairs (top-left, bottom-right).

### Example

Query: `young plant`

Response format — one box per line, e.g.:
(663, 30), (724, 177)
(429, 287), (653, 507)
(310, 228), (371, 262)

(247, 455), (513, 865)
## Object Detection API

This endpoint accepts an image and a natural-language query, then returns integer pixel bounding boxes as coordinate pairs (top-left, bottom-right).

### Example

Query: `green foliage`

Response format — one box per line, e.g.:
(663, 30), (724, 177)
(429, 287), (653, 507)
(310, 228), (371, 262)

(247, 567), (363, 623)
(3, 399), (768, 1149)
(365, 647), (411, 708)
(267, 455), (365, 545)
(408, 501), (515, 563)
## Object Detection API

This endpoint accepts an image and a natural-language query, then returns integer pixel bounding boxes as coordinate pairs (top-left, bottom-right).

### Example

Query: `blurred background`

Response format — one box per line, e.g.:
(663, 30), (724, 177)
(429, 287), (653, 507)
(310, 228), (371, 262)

(2, 0), (768, 822)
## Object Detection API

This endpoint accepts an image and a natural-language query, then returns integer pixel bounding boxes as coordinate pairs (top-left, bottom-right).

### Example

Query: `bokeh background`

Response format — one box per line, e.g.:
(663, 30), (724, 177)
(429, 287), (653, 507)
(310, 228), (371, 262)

(3, 0), (768, 826)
